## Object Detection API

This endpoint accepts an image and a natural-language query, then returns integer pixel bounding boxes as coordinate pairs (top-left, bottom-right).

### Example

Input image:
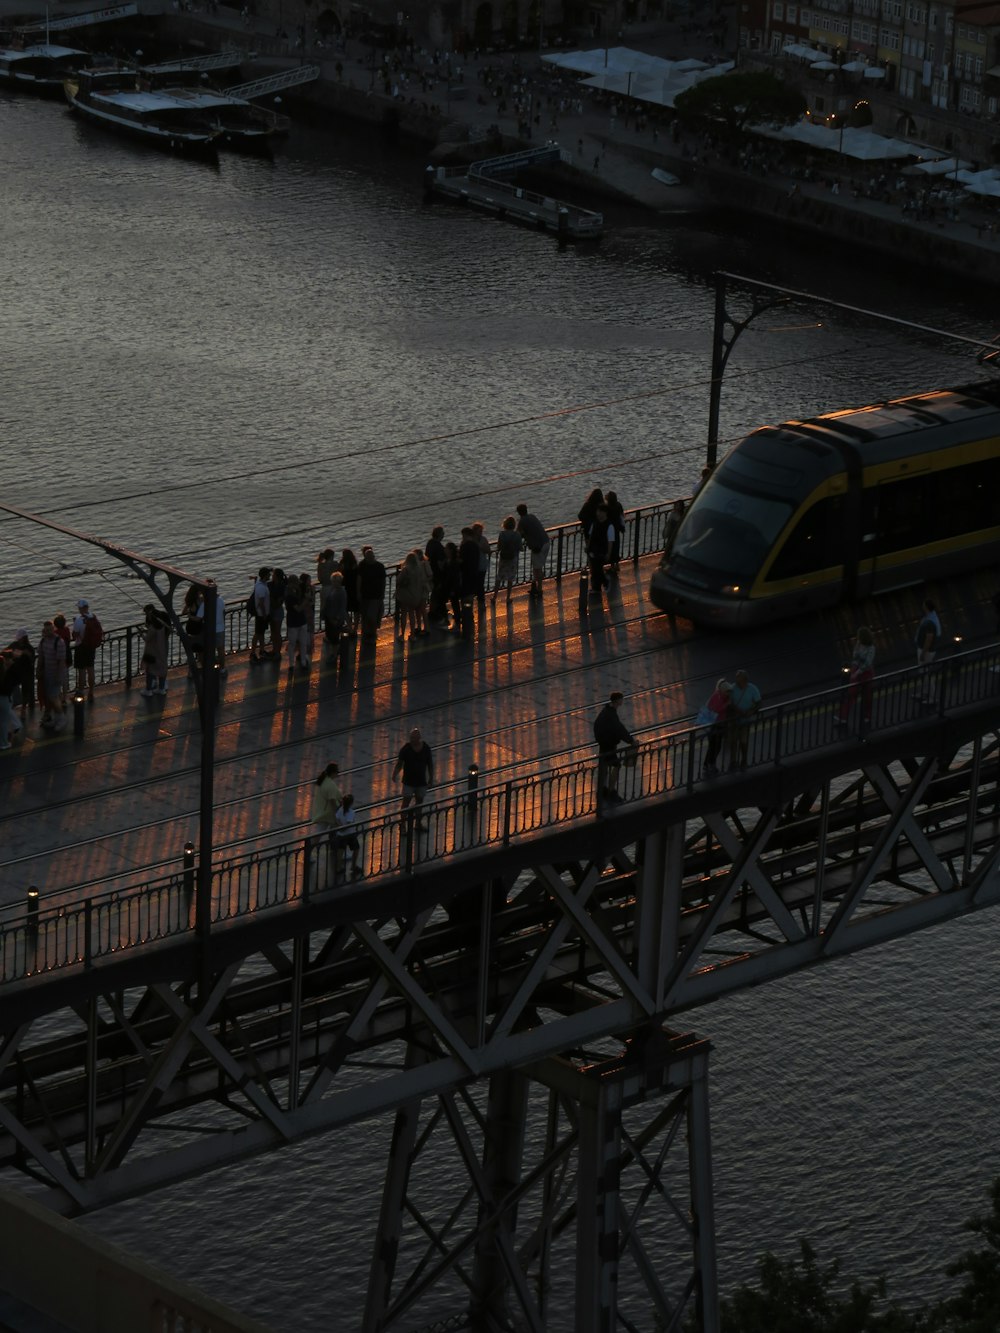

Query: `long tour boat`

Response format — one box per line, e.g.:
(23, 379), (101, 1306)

(0, 41), (91, 95)
(64, 66), (289, 156)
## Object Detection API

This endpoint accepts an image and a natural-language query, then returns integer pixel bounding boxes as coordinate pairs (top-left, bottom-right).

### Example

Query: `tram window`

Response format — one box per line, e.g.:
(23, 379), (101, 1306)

(767, 497), (846, 580)
(864, 458), (1000, 554)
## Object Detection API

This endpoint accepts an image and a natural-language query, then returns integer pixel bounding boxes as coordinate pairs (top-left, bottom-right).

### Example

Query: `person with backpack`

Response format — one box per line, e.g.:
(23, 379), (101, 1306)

(914, 598), (942, 704)
(71, 598), (103, 701)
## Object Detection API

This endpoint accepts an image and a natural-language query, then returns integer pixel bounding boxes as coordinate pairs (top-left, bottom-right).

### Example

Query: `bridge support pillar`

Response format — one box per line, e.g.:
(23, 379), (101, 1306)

(469, 1069), (529, 1327)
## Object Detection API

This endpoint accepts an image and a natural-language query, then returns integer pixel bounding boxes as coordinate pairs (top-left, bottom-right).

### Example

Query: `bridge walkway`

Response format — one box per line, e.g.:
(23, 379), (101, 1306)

(3, 543), (995, 918)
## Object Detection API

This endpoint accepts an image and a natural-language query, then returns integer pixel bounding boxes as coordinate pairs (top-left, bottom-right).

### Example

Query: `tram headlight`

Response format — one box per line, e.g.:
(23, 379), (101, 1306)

(721, 584), (742, 596)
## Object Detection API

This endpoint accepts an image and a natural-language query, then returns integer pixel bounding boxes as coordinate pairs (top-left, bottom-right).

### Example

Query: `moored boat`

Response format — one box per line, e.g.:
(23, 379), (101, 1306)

(64, 68), (220, 156)
(0, 41), (91, 96)
(64, 66), (289, 155)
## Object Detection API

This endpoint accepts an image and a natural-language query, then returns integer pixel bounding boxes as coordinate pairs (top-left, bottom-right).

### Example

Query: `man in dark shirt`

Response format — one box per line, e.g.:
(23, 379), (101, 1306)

(593, 691), (634, 807)
(393, 727), (434, 818)
(358, 546), (387, 640)
(425, 525), (447, 621)
(516, 503), (550, 599)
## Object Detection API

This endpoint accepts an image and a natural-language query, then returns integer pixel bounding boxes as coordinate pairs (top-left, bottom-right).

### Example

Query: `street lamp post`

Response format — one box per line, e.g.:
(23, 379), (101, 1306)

(0, 503), (219, 994)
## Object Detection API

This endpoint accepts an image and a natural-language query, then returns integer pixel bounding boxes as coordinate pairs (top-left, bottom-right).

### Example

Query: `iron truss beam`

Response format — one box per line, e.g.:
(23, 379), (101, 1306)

(0, 730), (999, 1213)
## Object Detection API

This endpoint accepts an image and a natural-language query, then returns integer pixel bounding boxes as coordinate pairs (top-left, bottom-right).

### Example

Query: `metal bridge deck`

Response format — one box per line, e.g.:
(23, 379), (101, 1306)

(4, 551), (995, 914)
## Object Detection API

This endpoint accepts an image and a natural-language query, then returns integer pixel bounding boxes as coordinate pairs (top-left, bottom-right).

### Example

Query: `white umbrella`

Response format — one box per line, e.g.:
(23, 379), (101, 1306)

(811, 60), (839, 71)
(965, 177), (1000, 198)
(863, 66), (887, 79)
(841, 60), (867, 72)
(782, 43), (821, 60)
(903, 155), (972, 175)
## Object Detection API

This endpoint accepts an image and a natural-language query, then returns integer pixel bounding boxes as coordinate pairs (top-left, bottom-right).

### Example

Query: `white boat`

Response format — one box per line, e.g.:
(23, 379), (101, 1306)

(65, 67), (289, 155)
(0, 41), (90, 95)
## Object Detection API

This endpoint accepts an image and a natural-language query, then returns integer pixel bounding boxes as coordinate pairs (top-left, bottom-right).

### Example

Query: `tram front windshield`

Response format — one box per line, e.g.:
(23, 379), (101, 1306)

(671, 473), (795, 587)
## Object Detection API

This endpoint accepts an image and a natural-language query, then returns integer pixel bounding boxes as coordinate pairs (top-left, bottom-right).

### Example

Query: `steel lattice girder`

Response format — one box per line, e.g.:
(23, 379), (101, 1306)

(0, 729), (999, 1210)
(362, 1029), (717, 1333)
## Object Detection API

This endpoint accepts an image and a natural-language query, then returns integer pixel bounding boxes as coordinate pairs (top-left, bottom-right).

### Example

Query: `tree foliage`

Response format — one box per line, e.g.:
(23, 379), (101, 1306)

(718, 1238), (924, 1333)
(714, 1178), (1000, 1333)
(673, 71), (807, 139)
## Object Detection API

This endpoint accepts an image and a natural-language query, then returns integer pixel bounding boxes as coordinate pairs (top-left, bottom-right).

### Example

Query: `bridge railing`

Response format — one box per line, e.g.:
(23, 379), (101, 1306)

(3, 641), (998, 987)
(42, 500), (675, 687)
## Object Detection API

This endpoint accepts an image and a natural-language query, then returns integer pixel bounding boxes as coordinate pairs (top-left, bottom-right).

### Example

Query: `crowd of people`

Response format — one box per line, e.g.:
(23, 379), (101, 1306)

(0, 601), (105, 747)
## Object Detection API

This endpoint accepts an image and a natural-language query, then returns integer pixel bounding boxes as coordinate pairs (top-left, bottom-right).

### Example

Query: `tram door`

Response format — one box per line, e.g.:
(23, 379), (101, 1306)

(864, 472), (931, 596)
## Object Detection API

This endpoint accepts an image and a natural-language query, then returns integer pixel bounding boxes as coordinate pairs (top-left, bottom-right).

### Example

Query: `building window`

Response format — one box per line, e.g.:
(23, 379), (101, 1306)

(787, 4), (797, 20)
(774, 0), (784, 17)
(976, 56), (984, 77)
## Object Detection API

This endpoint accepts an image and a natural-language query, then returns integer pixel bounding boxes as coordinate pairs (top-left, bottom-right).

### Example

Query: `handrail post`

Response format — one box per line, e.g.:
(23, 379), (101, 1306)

(502, 781), (513, 846)
(403, 809), (414, 874)
(773, 705), (784, 765)
(125, 625), (133, 688)
(631, 509), (641, 564)
(555, 527), (564, 583)
(302, 835), (312, 904)
(84, 897), (93, 970)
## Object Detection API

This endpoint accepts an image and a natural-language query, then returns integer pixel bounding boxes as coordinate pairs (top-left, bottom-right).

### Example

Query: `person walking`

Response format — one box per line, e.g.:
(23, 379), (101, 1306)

(267, 567), (287, 657)
(393, 727), (434, 820)
(699, 679), (732, 777)
(593, 691), (635, 807)
(472, 522), (491, 606)
(914, 598), (941, 702)
(516, 503), (550, 599)
(728, 669), (761, 768)
(837, 626), (876, 729)
(311, 762), (343, 832)
(339, 549), (360, 637)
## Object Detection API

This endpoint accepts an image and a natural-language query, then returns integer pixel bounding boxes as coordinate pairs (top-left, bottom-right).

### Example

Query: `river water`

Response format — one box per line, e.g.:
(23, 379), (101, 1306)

(3, 86), (1000, 1329)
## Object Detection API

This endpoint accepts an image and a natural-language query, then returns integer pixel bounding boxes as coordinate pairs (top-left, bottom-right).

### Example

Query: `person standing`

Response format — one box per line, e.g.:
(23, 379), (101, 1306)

(358, 546), (387, 641)
(472, 522), (491, 606)
(267, 567), (287, 657)
(249, 567), (271, 662)
(662, 499), (685, 555)
(837, 626), (876, 729)
(36, 620), (68, 731)
(586, 504), (614, 596)
(335, 793), (363, 877)
(140, 605), (170, 698)
(425, 526), (448, 623)
(516, 503), (550, 599)
(393, 727), (434, 818)
(915, 598), (941, 703)
(493, 516), (523, 603)
(728, 669), (761, 768)
(699, 679), (732, 778)
(604, 490), (625, 570)
(71, 598), (102, 701)
(593, 691), (634, 807)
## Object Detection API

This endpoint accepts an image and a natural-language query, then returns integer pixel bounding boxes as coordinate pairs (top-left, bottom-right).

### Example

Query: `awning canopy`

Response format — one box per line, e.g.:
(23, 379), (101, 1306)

(579, 60), (733, 107)
(542, 46), (725, 80)
(902, 155), (972, 175)
(965, 177), (1000, 198)
(863, 66), (887, 78)
(752, 119), (925, 159)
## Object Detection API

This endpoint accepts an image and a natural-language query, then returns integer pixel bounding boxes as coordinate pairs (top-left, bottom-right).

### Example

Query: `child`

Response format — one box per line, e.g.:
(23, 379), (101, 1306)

(335, 793), (363, 878)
